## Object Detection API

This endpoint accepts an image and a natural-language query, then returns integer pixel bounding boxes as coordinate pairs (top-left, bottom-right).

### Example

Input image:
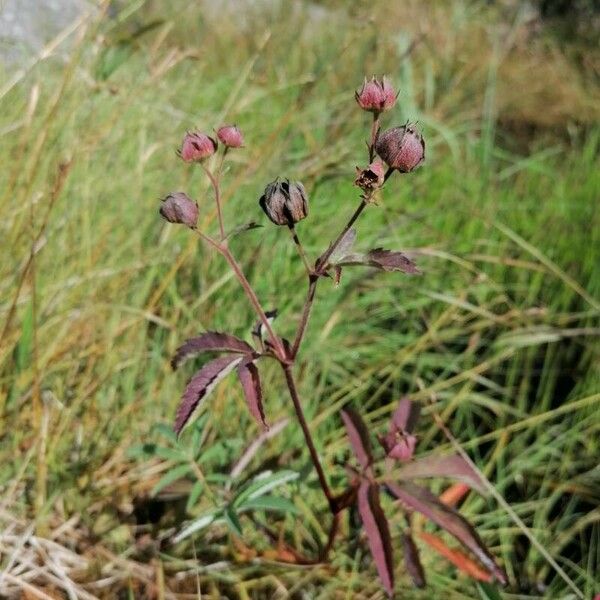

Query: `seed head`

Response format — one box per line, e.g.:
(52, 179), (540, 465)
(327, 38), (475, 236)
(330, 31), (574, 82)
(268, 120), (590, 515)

(159, 192), (199, 227)
(375, 124), (425, 172)
(259, 179), (308, 226)
(354, 159), (386, 191)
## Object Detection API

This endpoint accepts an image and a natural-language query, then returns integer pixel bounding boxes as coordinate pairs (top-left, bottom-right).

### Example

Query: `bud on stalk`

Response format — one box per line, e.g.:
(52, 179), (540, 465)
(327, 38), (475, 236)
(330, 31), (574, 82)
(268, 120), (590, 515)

(179, 131), (217, 162)
(355, 76), (397, 113)
(159, 192), (199, 227)
(375, 124), (425, 173)
(259, 179), (308, 226)
(216, 125), (244, 148)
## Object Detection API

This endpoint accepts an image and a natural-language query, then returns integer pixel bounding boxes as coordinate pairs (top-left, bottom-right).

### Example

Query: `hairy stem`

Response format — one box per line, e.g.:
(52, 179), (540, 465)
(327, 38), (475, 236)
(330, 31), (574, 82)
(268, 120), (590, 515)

(282, 364), (333, 507)
(368, 112), (380, 162)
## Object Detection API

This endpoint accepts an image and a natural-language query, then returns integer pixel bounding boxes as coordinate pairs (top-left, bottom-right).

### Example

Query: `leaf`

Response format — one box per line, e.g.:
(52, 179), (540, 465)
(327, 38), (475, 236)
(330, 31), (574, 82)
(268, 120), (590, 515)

(173, 511), (222, 543)
(341, 407), (373, 471)
(386, 481), (507, 584)
(174, 355), (243, 435)
(233, 470), (299, 507)
(391, 398), (421, 433)
(171, 332), (253, 370)
(238, 495), (298, 515)
(237, 357), (268, 430)
(152, 423), (178, 444)
(419, 531), (493, 583)
(402, 530), (426, 588)
(224, 506), (243, 537)
(397, 455), (486, 494)
(357, 481), (395, 597)
(336, 248), (420, 274)
(329, 228), (357, 263)
(152, 463), (192, 496)
(186, 480), (204, 513)
(440, 483), (471, 507)
(226, 221), (263, 239)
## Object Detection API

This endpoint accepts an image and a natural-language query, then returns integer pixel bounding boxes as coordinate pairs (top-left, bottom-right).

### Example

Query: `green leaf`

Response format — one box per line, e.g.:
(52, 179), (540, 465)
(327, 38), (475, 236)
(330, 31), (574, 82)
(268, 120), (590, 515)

(127, 443), (157, 459)
(153, 423), (178, 444)
(152, 463), (192, 496)
(186, 480), (204, 513)
(224, 506), (243, 537)
(233, 470), (299, 508)
(238, 495), (298, 515)
(153, 446), (185, 462)
(173, 511), (222, 543)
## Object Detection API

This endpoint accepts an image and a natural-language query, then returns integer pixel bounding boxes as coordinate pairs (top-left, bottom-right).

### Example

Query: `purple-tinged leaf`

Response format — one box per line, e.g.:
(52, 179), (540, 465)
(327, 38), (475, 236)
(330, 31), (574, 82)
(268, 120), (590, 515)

(357, 481), (395, 597)
(174, 355), (242, 435)
(341, 408), (373, 471)
(386, 481), (507, 585)
(171, 332), (253, 370)
(336, 248), (420, 275)
(397, 454), (486, 495)
(391, 398), (421, 433)
(402, 530), (426, 588)
(367, 248), (420, 274)
(237, 357), (268, 430)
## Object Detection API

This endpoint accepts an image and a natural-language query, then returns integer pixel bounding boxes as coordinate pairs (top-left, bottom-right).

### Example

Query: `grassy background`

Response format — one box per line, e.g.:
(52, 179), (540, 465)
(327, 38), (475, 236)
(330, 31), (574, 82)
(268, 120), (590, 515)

(1, 0), (599, 598)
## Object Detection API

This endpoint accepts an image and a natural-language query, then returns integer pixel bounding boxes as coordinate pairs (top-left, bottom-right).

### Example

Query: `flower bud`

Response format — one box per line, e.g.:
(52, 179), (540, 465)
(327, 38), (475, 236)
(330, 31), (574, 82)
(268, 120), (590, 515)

(159, 192), (198, 227)
(375, 124), (425, 172)
(179, 131), (217, 162)
(354, 159), (385, 191)
(216, 125), (244, 148)
(355, 76), (397, 113)
(259, 179), (308, 226)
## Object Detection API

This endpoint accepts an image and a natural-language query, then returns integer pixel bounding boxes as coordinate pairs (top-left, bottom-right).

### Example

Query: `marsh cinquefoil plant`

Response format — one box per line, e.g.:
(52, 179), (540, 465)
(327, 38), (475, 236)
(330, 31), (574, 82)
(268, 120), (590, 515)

(158, 77), (507, 596)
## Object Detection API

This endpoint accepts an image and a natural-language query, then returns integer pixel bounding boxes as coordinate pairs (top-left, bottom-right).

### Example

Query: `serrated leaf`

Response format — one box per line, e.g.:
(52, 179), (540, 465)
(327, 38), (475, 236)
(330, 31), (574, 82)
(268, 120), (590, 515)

(337, 248), (420, 274)
(224, 506), (243, 537)
(185, 480), (204, 513)
(341, 407), (373, 471)
(237, 357), (268, 430)
(357, 481), (394, 597)
(238, 495), (298, 515)
(173, 511), (222, 543)
(174, 355), (242, 435)
(233, 470), (299, 507)
(152, 463), (192, 496)
(171, 332), (253, 370)
(402, 530), (426, 588)
(386, 481), (507, 584)
(397, 454), (486, 494)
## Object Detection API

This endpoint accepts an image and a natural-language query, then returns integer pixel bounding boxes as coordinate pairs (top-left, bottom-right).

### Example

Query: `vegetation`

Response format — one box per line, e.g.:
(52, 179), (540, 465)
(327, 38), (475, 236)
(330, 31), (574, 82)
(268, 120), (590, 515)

(0, 1), (598, 598)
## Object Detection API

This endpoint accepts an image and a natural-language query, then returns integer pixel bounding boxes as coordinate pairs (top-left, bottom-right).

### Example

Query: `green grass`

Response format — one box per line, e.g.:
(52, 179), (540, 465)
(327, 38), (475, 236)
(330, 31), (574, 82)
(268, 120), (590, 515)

(0, 1), (599, 598)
